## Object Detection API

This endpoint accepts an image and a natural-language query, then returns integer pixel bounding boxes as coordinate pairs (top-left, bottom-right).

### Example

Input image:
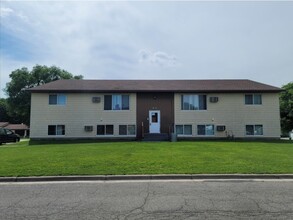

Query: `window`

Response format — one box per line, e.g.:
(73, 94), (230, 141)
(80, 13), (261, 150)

(119, 125), (127, 135)
(197, 125), (214, 135)
(119, 125), (136, 135)
(246, 125), (263, 136)
(151, 112), (158, 123)
(48, 125), (65, 135)
(245, 94), (262, 105)
(176, 125), (192, 135)
(97, 125), (114, 135)
(181, 95), (206, 110)
(49, 94), (66, 105)
(104, 95), (129, 110)
(0, 129), (5, 135)
(6, 129), (13, 135)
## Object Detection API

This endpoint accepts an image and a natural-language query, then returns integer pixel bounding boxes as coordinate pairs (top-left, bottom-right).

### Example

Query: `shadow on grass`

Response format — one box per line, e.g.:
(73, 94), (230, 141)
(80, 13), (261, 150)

(29, 139), (138, 146)
(28, 138), (293, 146)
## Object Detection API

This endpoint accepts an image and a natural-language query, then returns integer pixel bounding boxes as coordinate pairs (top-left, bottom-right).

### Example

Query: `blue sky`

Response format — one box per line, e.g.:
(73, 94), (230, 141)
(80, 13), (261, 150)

(1, 1), (293, 97)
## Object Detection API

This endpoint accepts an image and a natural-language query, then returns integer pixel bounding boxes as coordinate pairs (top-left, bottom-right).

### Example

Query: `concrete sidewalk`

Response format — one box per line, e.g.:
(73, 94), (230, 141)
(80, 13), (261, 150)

(1, 174), (293, 182)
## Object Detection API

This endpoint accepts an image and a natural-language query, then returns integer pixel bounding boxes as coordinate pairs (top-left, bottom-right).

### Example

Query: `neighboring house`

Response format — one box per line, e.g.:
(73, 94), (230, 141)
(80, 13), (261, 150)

(0, 122), (30, 137)
(29, 79), (282, 140)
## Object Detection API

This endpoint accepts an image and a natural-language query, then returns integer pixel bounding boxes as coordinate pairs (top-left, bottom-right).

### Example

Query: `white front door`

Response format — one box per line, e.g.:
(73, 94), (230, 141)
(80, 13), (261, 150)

(149, 110), (160, 133)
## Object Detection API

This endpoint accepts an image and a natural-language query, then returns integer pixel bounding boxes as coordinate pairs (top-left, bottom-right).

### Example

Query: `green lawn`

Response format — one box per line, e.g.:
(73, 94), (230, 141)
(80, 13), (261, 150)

(0, 140), (292, 177)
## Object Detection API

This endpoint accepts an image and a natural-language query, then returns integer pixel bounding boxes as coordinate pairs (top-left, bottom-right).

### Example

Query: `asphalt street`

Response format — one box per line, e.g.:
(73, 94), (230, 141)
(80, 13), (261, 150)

(0, 180), (292, 220)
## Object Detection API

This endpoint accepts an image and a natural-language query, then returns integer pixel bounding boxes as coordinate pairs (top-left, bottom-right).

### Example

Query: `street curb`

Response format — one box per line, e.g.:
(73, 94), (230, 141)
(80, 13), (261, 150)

(0, 174), (293, 182)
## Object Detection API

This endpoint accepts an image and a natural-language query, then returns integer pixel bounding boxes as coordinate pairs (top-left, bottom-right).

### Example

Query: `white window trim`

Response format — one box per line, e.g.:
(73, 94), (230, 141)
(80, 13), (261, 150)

(104, 94), (130, 111)
(181, 110), (208, 112)
(197, 124), (215, 136)
(175, 124), (193, 136)
(181, 94), (207, 111)
(96, 124), (114, 136)
(245, 94), (262, 105)
(245, 124), (264, 136)
(48, 125), (65, 136)
(118, 124), (136, 136)
(49, 94), (67, 106)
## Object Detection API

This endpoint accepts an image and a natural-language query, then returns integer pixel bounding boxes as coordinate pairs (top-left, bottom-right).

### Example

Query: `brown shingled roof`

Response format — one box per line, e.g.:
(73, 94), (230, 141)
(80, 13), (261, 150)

(29, 79), (282, 93)
(0, 122), (29, 130)
(4, 124), (29, 130)
(0, 122), (9, 127)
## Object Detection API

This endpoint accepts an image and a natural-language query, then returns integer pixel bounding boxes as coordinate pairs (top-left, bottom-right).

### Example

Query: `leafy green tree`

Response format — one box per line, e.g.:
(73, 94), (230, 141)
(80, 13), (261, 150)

(5, 65), (83, 125)
(280, 82), (293, 135)
(0, 98), (11, 122)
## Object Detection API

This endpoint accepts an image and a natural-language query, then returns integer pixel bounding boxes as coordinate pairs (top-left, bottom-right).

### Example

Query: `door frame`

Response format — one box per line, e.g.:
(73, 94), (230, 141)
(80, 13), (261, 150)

(149, 110), (160, 133)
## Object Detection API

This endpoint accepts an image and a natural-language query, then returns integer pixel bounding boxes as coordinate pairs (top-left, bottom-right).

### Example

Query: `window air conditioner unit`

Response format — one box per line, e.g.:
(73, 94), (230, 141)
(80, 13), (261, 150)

(84, 126), (93, 132)
(209, 97), (219, 103)
(92, 97), (101, 103)
(216, 125), (226, 132)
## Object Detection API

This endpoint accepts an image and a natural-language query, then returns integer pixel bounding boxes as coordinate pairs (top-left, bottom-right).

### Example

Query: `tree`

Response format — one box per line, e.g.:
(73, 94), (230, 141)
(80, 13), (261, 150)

(0, 98), (11, 122)
(280, 82), (293, 135)
(5, 65), (83, 125)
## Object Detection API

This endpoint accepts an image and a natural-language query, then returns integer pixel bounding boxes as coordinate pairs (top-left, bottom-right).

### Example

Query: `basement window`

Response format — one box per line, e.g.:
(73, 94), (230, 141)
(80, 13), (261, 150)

(97, 125), (114, 135)
(197, 125), (214, 136)
(176, 125), (192, 135)
(246, 125), (263, 136)
(48, 125), (65, 136)
(119, 125), (136, 135)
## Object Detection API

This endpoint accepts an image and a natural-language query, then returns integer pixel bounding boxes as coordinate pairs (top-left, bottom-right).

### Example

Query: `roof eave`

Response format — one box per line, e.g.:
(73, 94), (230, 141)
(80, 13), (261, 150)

(29, 89), (283, 93)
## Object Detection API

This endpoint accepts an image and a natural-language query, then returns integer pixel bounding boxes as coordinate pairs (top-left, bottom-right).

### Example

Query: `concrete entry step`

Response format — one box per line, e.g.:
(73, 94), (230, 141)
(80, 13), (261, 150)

(143, 133), (170, 141)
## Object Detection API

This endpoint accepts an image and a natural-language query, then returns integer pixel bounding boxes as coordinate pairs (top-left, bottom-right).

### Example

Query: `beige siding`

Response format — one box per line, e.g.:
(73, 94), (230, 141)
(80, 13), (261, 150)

(30, 93), (136, 138)
(31, 92), (281, 139)
(174, 93), (280, 138)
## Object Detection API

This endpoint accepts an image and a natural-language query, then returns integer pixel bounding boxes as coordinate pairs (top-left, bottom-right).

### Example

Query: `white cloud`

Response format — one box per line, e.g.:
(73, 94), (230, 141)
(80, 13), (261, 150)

(0, 6), (29, 22)
(0, 7), (14, 17)
(1, 1), (293, 97)
(139, 50), (178, 67)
